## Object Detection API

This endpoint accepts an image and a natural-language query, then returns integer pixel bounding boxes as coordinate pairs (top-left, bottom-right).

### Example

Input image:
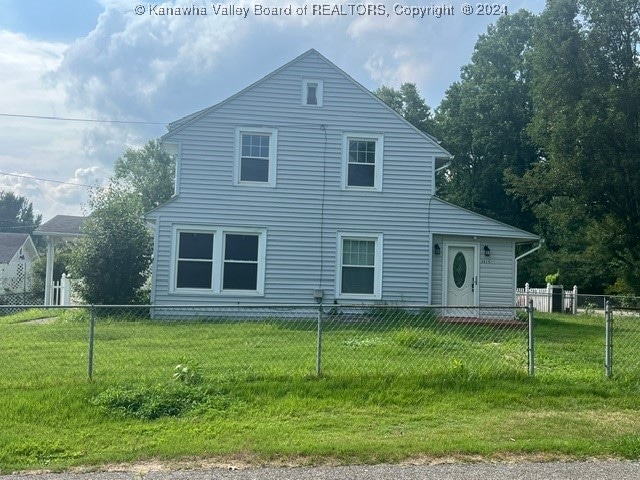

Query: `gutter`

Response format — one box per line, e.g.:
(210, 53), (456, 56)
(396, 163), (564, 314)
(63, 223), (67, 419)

(514, 240), (544, 305)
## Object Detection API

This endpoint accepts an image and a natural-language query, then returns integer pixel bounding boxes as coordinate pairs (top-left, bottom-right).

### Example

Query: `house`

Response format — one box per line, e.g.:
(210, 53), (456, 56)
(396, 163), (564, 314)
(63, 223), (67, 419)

(146, 49), (539, 310)
(0, 232), (38, 294)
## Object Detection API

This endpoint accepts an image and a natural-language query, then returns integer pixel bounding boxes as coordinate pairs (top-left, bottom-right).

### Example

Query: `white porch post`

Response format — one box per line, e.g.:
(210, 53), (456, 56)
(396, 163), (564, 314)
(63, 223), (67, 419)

(44, 237), (55, 306)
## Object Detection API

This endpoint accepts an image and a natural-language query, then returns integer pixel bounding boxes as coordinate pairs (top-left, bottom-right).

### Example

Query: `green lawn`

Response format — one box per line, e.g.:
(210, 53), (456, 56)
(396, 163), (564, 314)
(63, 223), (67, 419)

(1, 307), (640, 472)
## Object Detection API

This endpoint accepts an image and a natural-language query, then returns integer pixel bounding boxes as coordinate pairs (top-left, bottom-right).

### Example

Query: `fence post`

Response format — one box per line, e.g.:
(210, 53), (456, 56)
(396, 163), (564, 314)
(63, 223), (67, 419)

(605, 300), (613, 378)
(572, 285), (578, 315)
(316, 304), (323, 376)
(525, 282), (530, 308)
(528, 299), (535, 377)
(88, 305), (96, 382)
(546, 283), (552, 313)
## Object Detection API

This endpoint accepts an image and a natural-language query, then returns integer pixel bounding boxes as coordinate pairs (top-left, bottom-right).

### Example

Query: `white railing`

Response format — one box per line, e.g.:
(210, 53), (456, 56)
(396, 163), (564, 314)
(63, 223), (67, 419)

(516, 283), (578, 314)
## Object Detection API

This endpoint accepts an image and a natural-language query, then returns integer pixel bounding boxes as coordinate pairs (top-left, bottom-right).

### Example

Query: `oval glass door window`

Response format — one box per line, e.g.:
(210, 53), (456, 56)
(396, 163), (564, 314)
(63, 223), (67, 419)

(453, 252), (467, 288)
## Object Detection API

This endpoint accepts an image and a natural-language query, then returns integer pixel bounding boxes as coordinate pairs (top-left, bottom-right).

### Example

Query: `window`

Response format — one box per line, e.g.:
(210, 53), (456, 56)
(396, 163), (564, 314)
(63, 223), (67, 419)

(337, 232), (382, 298)
(235, 128), (277, 186)
(223, 234), (259, 291)
(342, 133), (383, 190)
(302, 79), (323, 107)
(172, 226), (266, 295)
(176, 231), (214, 289)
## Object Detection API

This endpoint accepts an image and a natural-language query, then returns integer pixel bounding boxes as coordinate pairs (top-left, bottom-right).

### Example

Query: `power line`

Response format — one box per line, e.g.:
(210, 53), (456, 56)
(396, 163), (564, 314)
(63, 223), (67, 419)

(0, 172), (101, 189)
(0, 113), (168, 126)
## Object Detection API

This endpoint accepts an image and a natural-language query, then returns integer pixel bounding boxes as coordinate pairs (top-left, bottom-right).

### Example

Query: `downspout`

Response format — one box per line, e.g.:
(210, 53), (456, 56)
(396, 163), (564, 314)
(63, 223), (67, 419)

(514, 240), (543, 303)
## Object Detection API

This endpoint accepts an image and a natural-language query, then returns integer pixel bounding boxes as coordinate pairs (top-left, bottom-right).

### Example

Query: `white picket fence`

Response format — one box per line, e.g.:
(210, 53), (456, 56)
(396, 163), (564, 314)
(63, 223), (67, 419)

(516, 283), (578, 314)
(51, 273), (75, 306)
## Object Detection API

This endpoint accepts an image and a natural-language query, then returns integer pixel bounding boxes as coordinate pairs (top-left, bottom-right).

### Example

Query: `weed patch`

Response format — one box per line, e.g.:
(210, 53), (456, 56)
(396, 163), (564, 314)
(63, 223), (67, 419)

(90, 383), (229, 420)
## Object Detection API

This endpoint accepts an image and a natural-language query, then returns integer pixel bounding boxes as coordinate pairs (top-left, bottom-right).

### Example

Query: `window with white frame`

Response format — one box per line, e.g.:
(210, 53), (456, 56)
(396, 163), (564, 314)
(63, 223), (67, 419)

(235, 128), (277, 186)
(175, 231), (214, 290)
(172, 226), (266, 295)
(342, 133), (383, 190)
(223, 233), (260, 291)
(337, 233), (382, 298)
(302, 79), (323, 107)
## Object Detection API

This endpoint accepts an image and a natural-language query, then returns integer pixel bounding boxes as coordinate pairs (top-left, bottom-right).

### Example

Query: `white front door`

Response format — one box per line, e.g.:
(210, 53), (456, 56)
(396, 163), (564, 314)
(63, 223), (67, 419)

(445, 245), (477, 308)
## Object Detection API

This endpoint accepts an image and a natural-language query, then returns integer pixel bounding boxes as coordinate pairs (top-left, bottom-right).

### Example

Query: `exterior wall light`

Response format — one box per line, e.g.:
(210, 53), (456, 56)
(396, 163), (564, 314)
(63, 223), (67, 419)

(484, 245), (491, 257)
(434, 244), (441, 255)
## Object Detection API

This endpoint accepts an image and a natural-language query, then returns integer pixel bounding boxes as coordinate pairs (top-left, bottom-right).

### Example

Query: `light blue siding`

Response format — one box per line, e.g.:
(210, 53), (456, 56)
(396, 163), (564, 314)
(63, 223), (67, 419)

(148, 50), (445, 306)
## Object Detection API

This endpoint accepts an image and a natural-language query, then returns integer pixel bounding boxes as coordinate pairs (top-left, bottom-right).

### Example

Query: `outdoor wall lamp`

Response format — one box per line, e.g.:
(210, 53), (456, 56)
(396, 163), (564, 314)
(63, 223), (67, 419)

(484, 245), (491, 257)
(434, 244), (441, 255)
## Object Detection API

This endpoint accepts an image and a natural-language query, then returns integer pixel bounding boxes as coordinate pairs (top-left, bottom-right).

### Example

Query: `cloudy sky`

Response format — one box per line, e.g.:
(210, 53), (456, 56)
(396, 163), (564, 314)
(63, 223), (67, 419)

(0, 0), (545, 222)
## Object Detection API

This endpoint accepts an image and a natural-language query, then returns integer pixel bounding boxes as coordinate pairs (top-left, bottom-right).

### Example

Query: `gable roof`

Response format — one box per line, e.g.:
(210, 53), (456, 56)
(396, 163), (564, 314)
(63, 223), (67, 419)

(32, 215), (86, 238)
(0, 233), (32, 263)
(163, 49), (453, 159)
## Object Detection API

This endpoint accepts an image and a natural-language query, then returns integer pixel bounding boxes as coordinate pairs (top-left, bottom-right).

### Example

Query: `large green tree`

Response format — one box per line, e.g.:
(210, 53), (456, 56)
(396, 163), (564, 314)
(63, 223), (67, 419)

(71, 188), (152, 305)
(70, 139), (175, 304)
(112, 139), (175, 213)
(375, 83), (435, 134)
(0, 191), (41, 233)
(434, 9), (539, 231)
(509, 0), (640, 292)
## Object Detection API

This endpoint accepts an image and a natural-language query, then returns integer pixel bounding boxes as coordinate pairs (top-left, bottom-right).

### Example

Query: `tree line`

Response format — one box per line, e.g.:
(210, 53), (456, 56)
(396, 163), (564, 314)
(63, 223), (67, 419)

(377, 0), (640, 295)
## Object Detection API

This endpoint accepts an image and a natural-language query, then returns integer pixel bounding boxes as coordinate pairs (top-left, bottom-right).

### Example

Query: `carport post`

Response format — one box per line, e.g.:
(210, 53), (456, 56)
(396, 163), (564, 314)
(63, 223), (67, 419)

(605, 301), (613, 378)
(528, 300), (535, 377)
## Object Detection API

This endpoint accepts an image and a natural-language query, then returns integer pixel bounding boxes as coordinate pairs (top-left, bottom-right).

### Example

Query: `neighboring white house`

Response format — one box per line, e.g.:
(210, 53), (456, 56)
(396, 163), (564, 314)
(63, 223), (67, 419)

(0, 233), (38, 294)
(146, 49), (539, 308)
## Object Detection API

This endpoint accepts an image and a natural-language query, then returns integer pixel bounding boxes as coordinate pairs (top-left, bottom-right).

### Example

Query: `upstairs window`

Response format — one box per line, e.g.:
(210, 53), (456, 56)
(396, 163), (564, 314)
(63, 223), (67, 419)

(342, 133), (383, 191)
(302, 79), (323, 107)
(235, 128), (277, 187)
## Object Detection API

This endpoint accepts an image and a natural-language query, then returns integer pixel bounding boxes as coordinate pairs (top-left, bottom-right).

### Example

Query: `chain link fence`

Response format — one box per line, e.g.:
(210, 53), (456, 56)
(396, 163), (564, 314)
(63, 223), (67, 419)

(606, 304), (640, 378)
(0, 304), (530, 387)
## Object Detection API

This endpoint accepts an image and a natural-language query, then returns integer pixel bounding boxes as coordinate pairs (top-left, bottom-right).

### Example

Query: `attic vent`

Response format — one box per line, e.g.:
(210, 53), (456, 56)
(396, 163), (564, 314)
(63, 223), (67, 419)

(302, 79), (323, 107)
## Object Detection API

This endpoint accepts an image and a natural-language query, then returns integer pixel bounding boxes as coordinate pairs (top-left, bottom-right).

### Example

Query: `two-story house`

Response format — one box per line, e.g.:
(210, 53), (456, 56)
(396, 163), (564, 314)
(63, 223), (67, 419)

(146, 49), (538, 309)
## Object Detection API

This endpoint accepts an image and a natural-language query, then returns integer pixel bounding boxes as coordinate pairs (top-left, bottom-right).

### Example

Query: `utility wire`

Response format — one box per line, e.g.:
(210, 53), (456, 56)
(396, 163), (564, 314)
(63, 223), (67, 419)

(0, 172), (101, 189)
(0, 113), (167, 125)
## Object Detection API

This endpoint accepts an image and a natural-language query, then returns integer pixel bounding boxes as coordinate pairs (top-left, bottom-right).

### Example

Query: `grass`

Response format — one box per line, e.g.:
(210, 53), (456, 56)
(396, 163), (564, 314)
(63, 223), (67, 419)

(1, 308), (640, 472)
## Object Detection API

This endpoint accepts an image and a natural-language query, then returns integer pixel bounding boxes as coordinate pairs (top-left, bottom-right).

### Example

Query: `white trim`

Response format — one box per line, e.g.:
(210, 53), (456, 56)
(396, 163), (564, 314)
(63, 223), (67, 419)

(442, 242), (479, 308)
(234, 127), (278, 187)
(169, 224), (266, 296)
(302, 79), (323, 107)
(335, 231), (383, 300)
(341, 132), (383, 191)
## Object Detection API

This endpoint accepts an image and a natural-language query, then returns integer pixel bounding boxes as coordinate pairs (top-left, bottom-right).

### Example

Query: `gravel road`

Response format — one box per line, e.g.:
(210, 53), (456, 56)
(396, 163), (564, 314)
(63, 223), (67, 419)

(3, 461), (640, 480)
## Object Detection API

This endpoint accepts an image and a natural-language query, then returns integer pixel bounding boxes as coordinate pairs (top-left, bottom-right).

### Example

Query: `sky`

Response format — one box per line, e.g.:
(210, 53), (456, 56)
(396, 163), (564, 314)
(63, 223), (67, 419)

(0, 0), (546, 222)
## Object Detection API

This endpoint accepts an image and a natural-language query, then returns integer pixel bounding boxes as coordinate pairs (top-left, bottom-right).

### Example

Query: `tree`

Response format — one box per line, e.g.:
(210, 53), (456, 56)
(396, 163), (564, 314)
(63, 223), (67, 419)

(70, 188), (152, 305)
(112, 139), (176, 213)
(375, 83), (435, 133)
(509, 0), (640, 292)
(0, 191), (42, 233)
(434, 10), (539, 231)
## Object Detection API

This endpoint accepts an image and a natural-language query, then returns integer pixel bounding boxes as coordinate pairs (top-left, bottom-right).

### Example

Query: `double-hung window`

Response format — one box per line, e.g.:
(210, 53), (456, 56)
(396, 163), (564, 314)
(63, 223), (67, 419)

(223, 233), (260, 291)
(337, 232), (382, 299)
(175, 231), (214, 290)
(342, 133), (383, 190)
(235, 127), (277, 186)
(172, 226), (266, 295)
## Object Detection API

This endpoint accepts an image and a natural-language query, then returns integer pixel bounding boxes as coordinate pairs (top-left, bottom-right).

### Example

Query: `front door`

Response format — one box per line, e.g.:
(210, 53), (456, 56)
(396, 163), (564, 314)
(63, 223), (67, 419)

(445, 245), (477, 309)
